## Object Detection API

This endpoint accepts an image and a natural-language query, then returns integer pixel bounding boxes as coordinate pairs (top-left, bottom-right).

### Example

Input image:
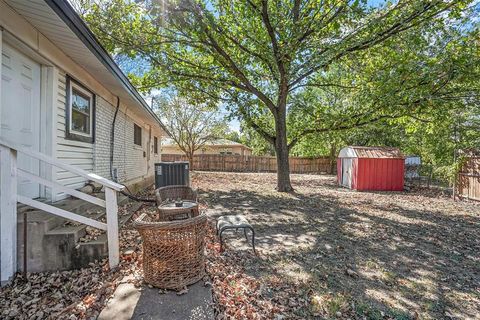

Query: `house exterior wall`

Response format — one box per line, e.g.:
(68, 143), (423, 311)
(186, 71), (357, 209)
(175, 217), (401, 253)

(200, 145), (252, 156)
(54, 65), (163, 199)
(0, 0), (166, 283)
(55, 70), (94, 191)
(94, 96), (123, 181)
(0, 1), (164, 200)
(94, 96), (162, 188)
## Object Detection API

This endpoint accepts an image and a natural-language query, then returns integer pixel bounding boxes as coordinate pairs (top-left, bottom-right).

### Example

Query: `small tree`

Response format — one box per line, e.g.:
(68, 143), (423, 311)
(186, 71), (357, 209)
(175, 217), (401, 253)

(156, 97), (227, 166)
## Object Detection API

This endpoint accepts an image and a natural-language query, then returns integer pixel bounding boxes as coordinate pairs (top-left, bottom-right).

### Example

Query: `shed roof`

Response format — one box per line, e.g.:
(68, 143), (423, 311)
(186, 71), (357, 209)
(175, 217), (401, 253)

(339, 146), (404, 159)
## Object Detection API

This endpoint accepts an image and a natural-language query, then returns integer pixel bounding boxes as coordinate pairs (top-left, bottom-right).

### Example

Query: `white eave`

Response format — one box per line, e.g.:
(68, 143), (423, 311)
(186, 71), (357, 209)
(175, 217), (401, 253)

(4, 0), (166, 133)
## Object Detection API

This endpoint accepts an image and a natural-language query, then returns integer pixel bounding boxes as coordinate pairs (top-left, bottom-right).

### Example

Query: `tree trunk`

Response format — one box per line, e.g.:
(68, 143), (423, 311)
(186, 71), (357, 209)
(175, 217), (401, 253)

(329, 143), (337, 174)
(186, 151), (194, 170)
(274, 103), (293, 192)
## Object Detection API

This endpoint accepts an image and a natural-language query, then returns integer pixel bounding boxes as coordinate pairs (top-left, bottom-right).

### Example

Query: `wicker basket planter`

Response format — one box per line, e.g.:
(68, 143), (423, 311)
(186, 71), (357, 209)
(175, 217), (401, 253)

(133, 213), (207, 290)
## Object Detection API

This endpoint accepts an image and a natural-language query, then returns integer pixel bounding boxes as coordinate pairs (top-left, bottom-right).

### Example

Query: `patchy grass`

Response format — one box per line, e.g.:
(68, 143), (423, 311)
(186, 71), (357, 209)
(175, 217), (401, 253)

(195, 171), (480, 319)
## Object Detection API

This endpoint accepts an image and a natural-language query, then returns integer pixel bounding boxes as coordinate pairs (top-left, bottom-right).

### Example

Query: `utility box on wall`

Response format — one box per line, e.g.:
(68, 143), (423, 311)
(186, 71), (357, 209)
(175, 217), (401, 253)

(154, 162), (190, 188)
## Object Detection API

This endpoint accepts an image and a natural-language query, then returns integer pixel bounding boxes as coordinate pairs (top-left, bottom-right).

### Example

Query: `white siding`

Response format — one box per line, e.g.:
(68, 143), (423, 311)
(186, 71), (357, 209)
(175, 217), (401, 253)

(55, 70), (93, 191)
(1, 0), (164, 197)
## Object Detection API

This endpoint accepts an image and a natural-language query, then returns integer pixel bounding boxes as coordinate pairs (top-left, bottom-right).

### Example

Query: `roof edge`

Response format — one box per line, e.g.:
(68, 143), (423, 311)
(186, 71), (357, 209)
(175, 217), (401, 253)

(339, 146), (404, 159)
(44, 0), (167, 132)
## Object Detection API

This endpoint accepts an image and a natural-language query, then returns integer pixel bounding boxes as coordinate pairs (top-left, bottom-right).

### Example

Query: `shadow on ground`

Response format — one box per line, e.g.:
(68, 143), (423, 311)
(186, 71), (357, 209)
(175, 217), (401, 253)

(197, 172), (480, 319)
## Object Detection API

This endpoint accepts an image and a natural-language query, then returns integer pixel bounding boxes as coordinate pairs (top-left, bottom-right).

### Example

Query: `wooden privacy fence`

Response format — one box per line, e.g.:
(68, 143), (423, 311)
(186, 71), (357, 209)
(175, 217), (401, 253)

(161, 154), (335, 174)
(457, 156), (480, 201)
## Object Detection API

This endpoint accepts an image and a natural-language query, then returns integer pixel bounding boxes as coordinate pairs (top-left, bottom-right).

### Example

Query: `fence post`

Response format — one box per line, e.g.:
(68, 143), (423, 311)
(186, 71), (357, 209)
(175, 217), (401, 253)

(0, 146), (17, 285)
(105, 187), (119, 269)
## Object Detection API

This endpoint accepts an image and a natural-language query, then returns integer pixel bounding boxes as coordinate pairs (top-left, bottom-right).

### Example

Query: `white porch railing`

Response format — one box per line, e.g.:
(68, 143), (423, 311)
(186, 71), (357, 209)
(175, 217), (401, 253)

(0, 137), (125, 284)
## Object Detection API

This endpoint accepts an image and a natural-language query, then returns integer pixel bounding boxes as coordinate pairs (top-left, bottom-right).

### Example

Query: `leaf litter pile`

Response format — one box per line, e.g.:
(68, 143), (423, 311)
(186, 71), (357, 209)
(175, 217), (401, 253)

(194, 172), (480, 319)
(0, 203), (151, 320)
(1, 171), (479, 319)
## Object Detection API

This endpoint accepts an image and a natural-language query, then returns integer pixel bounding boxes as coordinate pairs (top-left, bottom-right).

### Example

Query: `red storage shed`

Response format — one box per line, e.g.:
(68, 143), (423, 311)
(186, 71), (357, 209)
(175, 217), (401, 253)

(337, 146), (405, 191)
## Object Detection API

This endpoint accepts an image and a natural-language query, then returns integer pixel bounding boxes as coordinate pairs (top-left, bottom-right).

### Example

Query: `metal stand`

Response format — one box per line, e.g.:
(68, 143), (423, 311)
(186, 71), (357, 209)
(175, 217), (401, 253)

(217, 224), (256, 254)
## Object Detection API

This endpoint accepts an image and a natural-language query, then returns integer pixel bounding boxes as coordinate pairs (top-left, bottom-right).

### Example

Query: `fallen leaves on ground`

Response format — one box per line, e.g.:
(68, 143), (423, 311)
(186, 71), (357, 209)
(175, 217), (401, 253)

(205, 225), (314, 319)
(195, 171), (480, 320)
(0, 203), (156, 320)
(2, 172), (480, 320)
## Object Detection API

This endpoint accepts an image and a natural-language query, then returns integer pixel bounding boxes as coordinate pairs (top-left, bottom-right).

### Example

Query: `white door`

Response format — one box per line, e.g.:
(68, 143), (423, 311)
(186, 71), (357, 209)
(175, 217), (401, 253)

(1, 43), (41, 198)
(342, 158), (352, 188)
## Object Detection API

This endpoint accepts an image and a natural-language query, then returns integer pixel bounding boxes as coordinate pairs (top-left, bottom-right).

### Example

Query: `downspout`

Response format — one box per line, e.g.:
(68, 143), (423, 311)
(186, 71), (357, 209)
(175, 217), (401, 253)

(110, 97), (120, 181)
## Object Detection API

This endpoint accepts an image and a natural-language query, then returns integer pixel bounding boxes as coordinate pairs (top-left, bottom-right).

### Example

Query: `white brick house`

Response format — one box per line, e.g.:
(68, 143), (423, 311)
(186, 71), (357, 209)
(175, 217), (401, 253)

(0, 0), (167, 282)
(0, 0), (166, 202)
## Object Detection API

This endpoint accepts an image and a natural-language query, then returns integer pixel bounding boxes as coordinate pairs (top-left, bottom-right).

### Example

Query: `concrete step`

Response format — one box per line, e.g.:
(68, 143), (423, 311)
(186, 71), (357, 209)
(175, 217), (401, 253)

(45, 209), (106, 243)
(17, 194), (108, 233)
(17, 192), (131, 272)
(74, 203), (143, 268)
(44, 192), (128, 240)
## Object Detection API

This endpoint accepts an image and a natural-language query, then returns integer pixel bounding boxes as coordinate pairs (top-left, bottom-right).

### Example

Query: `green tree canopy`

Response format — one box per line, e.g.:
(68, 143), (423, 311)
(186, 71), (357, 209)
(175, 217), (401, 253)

(75, 0), (478, 191)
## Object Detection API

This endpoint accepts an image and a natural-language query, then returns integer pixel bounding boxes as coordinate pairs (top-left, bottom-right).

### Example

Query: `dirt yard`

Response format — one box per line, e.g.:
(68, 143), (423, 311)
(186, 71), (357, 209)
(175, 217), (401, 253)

(1, 171), (478, 320)
(194, 171), (480, 320)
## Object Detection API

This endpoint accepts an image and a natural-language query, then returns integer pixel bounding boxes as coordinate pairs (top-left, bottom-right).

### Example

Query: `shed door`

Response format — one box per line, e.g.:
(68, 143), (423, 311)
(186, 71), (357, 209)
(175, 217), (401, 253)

(1, 43), (41, 198)
(342, 158), (353, 188)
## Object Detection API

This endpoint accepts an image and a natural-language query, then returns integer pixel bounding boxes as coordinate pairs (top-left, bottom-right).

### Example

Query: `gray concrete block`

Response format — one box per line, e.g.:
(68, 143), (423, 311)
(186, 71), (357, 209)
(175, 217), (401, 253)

(99, 277), (214, 320)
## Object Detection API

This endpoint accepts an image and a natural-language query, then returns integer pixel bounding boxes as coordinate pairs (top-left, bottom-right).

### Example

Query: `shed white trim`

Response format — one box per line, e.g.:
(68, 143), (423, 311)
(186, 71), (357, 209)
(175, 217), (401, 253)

(338, 147), (357, 158)
(339, 146), (404, 159)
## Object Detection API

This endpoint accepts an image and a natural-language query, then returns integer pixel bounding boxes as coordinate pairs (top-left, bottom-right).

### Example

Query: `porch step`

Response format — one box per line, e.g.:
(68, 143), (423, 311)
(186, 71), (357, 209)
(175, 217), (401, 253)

(17, 195), (109, 231)
(43, 201), (141, 270)
(74, 204), (142, 267)
(44, 204), (111, 243)
(16, 192), (136, 272)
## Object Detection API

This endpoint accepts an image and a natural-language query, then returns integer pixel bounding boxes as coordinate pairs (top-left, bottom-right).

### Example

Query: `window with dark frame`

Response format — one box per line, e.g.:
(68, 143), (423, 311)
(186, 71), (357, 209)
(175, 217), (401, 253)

(134, 124), (142, 146)
(66, 76), (95, 143)
(154, 136), (158, 154)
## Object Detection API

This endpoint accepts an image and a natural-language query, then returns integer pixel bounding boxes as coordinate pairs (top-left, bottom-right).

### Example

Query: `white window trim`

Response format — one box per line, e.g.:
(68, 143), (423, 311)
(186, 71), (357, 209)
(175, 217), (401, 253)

(65, 75), (95, 143)
(69, 82), (93, 137)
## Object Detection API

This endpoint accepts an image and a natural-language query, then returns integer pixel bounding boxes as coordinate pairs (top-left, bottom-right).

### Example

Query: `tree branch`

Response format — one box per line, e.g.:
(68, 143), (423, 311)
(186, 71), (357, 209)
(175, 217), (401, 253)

(289, 1), (457, 88)
(184, 0), (279, 112)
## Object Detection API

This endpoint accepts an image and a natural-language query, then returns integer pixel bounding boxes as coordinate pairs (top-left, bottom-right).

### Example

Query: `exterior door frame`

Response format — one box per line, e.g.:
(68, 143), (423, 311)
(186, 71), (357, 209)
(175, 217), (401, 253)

(1, 32), (57, 200)
(39, 65), (57, 200)
(1, 41), (41, 198)
(341, 158), (353, 188)
(1, 29), (57, 284)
